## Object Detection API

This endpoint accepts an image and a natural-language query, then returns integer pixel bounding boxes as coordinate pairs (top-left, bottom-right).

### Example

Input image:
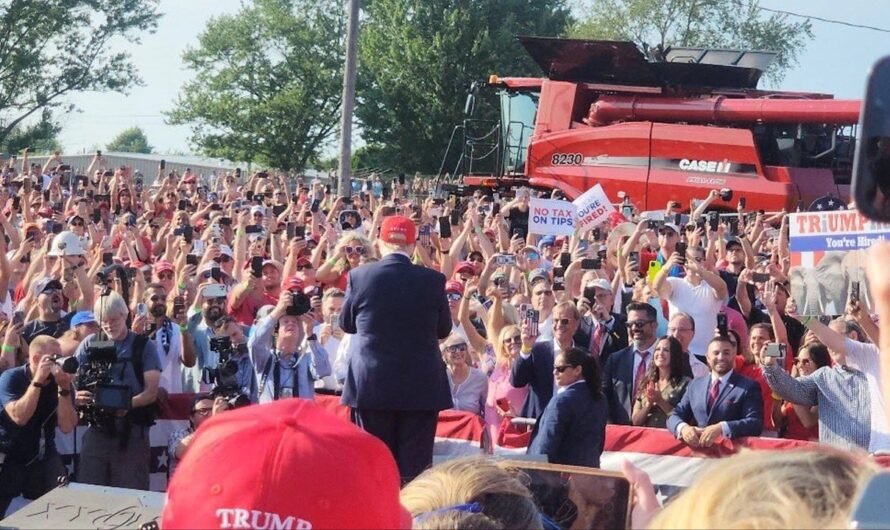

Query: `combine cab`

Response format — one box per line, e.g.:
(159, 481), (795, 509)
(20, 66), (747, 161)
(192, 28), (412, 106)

(440, 37), (860, 212)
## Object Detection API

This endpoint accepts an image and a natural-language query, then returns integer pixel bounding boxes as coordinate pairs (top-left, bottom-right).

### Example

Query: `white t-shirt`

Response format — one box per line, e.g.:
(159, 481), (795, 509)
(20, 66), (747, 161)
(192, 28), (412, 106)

(844, 338), (890, 453)
(666, 277), (723, 357)
(313, 322), (342, 391)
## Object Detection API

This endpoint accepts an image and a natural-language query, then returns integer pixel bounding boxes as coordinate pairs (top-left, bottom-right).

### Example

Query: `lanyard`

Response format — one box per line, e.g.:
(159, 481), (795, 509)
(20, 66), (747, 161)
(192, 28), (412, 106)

(258, 351), (303, 400)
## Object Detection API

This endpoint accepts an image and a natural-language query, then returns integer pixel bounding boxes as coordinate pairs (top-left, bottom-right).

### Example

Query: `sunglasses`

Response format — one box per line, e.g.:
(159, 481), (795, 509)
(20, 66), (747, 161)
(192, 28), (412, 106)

(147, 295), (166, 302)
(217, 256), (232, 263)
(503, 336), (522, 345)
(157, 272), (174, 280)
(553, 364), (576, 373)
(345, 245), (367, 255)
(446, 292), (462, 302)
(446, 344), (468, 353)
(627, 320), (655, 328)
(526, 252), (540, 260)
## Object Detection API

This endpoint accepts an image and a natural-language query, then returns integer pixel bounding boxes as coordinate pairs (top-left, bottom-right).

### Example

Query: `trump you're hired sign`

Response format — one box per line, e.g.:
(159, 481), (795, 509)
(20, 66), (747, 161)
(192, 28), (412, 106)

(789, 210), (890, 252)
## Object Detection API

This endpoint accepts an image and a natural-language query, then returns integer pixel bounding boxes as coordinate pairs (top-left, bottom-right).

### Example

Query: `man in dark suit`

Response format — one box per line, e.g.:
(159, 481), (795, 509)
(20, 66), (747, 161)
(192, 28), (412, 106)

(511, 302), (582, 420)
(602, 302), (658, 425)
(339, 216), (452, 482)
(576, 278), (628, 364)
(667, 335), (763, 446)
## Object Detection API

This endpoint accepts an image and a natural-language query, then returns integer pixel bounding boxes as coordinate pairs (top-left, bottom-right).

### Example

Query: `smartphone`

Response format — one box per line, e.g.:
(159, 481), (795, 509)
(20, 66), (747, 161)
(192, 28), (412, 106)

(203, 283), (227, 298)
(245, 190), (254, 201)
(12, 310), (24, 327)
(418, 225), (431, 247)
(210, 266), (222, 282)
(627, 251), (639, 264)
(495, 254), (516, 266)
(496, 398), (511, 413)
(559, 252), (571, 268)
(160, 159), (166, 170)
(592, 227), (602, 241)
(245, 225), (262, 235)
(135, 303), (148, 317)
(45, 220), (56, 234)
(717, 313), (728, 336)
(764, 342), (787, 359)
(583, 283), (598, 303)
(675, 241), (687, 262)
(751, 272), (771, 283)
(178, 199), (189, 211)
(438, 216), (452, 238)
(708, 211), (720, 232)
(647, 219), (660, 231)
(851, 280), (860, 303)
(186, 254), (199, 267)
(449, 209), (461, 226)
(172, 295), (185, 317)
(621, 204), (633, 219)
(498, 460), (631, 530)
(552, 268), (565, 291)
(102, 252), (114, 266)
(525, 308), (540, 336)
(580, 258), (602, 270)
(42, 190), (50, 202)
(250, 256), (264, 279)
(192, 239), (206, 256)
(310, 199), (321, 213)
(219, 217), (232, 227)
(11, 196), (20, 210)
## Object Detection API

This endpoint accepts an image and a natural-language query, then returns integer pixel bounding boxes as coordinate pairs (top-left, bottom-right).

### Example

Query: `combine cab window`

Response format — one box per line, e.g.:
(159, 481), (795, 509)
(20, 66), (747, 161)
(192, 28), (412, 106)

(753, 123), (856, 184)
(501, 91), (539, 173)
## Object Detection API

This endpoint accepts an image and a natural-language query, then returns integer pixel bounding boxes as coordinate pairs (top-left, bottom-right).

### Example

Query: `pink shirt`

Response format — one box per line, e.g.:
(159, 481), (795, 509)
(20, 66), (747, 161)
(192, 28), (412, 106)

(484, 364), (529, 446)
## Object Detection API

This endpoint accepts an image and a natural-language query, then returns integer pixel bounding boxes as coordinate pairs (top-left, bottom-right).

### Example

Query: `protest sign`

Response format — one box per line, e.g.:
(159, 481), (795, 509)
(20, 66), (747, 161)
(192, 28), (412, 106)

(573, 184), (616, 233)
(529, 198), (576, 236)
(788, 210), (890, 315)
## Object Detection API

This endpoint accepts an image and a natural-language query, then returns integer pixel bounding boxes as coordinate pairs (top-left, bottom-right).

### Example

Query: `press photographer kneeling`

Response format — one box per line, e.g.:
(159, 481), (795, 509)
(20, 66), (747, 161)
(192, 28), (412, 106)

(0, 336), (77, 517)
(73, 291), (161, 490)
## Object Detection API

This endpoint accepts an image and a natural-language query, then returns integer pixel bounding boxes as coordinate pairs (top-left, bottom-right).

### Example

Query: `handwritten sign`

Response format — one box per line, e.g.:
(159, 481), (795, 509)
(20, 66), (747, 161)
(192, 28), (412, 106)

(1, 484), (164, 529)
(572, 184), (615, 233)
(529, 198), (576, 236)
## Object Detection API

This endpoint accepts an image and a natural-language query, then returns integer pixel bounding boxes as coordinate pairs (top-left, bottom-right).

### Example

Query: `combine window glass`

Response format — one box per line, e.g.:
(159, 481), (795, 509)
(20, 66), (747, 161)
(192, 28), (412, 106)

(501, 91), (539, 173)
(753, 123), (856, 184)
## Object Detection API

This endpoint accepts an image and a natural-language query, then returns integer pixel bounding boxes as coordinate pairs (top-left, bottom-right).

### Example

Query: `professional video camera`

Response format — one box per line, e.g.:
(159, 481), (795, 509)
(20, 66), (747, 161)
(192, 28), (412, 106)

(208, 336), (250, 409)
(76, 337), (131, 425)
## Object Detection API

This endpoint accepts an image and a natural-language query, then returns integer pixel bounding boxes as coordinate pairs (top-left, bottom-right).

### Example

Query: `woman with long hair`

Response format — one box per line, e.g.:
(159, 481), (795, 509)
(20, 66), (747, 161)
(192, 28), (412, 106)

(316, 231), (374, 291)
(482, 324), (529, 443)
(631, 336), (691, 428)
(527, 347), (607, 467)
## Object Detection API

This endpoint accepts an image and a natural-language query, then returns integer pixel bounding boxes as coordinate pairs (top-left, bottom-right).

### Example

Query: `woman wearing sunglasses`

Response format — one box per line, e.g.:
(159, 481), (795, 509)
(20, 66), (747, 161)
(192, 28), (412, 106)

(527, 347), (607, 468)
(442, 334), (488, 416)
(316, 232), (374, 291)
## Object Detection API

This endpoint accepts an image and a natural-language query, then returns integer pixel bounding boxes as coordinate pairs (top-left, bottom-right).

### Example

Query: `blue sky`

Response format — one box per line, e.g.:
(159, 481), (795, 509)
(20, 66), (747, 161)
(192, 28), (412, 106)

(55, 0), (890, 156)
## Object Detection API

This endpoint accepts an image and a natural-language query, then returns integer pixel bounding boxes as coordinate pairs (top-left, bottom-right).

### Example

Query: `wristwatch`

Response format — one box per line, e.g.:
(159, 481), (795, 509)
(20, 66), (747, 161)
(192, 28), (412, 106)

(58, 389), (71, 397)
(306, 334), (318, 342)
(31, 381), (44, 388)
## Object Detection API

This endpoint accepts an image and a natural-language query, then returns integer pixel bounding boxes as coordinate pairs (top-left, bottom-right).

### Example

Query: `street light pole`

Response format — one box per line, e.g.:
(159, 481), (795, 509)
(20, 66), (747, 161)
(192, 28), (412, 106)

(337, 0), (360, 196)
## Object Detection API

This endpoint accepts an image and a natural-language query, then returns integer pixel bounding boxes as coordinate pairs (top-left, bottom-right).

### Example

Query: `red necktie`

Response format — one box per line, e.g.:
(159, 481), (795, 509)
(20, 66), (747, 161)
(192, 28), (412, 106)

(633, 351), (648, 397)
(708, 379), (721, 412)
(590, 322), (605, 357)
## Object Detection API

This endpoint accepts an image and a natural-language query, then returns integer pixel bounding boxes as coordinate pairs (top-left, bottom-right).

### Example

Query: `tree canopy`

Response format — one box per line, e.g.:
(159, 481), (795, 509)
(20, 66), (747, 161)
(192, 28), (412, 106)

(166, 0), (345, 171)
(0, 0), (159, 149)
(107, 126), (154, 154)
(3, 109), (62, 155)
(569, 0), (813, 85)
(356, 0), (572, 174)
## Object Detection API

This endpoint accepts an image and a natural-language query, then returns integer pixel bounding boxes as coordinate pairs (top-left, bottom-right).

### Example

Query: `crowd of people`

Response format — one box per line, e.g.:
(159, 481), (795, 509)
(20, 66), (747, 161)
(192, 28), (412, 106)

(0, 152), (888, 527)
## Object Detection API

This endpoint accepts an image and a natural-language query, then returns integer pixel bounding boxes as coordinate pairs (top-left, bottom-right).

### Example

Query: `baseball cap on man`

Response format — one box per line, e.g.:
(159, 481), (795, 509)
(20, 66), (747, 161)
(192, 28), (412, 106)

(528, 268), (549, 285)
(32, 277), (63, 297)
(725, 237), (743, 250)
(380, 215), (416, 245)
(161, 399), (410, 529)
(454, 261), (475, 275)
(71, 311), (97, 327)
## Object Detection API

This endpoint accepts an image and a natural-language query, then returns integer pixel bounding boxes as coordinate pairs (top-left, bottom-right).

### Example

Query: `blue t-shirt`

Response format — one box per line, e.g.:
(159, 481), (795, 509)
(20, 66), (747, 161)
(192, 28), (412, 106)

(74, 332), (162, 398)
(0, 365), (64, 460)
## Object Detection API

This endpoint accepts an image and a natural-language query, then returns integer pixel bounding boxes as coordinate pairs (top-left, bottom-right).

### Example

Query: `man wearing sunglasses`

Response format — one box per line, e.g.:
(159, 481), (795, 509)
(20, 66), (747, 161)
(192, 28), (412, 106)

(167, 393), (228, 475)
(184, 284), (230, 392)
(603, 302), (659, 425)
(653, 244), (728, 357)
(340, 215), (452, 483)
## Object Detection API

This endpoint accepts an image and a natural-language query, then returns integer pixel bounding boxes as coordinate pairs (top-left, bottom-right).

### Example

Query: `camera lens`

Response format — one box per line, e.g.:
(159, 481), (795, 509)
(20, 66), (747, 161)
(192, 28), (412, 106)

(221, 359), (238, 378)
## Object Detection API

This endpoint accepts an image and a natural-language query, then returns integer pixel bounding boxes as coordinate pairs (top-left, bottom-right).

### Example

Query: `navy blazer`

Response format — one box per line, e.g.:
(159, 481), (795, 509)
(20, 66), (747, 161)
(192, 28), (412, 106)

(527, 383), (608, 468)
(602, 345), (636, 425)
(510, 341), (556, 420)
(666, 371), (763, 439)
(575, 313), (629, 365)
(339, 253), (453, 411)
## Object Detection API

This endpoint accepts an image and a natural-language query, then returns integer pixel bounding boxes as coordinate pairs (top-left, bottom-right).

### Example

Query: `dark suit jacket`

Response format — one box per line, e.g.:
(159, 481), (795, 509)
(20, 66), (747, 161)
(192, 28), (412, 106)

(575, 313), (628, 365)
(339, 253), (453, 411)
(666, 371), (763, 438)
(510, 341), (556, 420)
(528, 383), (608, 468)
(602, 345), (637, 425)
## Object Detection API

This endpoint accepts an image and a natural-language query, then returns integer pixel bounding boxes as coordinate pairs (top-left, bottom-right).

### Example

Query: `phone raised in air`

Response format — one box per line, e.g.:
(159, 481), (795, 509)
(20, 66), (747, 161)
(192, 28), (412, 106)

(580, 258), (602, 270)
(438, 216), (452, 239)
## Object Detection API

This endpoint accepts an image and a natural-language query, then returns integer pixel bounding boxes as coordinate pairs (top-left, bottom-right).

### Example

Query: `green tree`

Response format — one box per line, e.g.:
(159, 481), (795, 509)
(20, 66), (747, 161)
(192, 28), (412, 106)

(3, 109), (62, 154)
(167, 0), (344, 171)
(106, 126), (154, 154)
(0, 0), (159, 149)
(569, 0), (813, 85)
(357, 0), (572, 173)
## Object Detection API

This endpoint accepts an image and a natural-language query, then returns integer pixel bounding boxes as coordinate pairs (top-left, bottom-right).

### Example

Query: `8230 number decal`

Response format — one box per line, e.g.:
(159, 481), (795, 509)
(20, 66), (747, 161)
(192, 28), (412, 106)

(551, 153), (582, 165)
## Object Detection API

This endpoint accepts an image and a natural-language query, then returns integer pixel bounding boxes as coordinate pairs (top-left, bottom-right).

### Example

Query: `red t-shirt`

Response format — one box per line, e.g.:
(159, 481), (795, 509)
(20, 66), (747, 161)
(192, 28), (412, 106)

(734, 356), (776, 432)
(781, 401), (819, 441)
(228, 288), (280, 326)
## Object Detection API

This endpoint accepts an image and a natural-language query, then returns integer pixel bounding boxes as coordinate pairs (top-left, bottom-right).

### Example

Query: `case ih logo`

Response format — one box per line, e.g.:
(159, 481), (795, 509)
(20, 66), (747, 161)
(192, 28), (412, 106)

(678, 159), (733, 173)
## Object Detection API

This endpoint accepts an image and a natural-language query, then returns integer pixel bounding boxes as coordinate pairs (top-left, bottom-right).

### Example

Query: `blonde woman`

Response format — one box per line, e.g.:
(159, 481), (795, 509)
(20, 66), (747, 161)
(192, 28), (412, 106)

(316, 231), (374, 291)
(483, 325), (529, 444)
(648, 448), (877, 529)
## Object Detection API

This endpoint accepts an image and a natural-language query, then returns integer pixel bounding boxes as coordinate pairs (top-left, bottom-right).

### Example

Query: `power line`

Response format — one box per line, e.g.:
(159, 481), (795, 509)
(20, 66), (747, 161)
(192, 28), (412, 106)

(759, 6), (890, 34)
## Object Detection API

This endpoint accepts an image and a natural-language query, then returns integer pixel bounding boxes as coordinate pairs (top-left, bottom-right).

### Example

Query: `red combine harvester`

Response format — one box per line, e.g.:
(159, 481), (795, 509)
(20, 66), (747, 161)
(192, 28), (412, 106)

(439, 37), (861, 212)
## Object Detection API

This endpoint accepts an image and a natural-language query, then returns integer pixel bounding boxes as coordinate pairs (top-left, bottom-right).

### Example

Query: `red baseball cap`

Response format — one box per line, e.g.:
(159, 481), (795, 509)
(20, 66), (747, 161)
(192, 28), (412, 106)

(162, 400), (410, 529)
(379, 215), (416, 245)
(445, 280), (464, 295)
(153, 260), (175, 275)
(282, 275), (304, 292)
(454, 261), (475, 275)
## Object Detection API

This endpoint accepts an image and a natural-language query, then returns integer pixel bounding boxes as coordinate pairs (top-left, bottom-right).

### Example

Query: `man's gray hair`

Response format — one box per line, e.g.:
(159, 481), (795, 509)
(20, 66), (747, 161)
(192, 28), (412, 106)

(94, 291), (129, 321)
(670, 312), (696, 331)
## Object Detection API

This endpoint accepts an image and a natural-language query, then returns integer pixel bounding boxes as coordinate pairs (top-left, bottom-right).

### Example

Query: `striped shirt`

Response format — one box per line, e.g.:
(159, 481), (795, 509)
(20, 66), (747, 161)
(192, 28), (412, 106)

(763, 362), (873, 452)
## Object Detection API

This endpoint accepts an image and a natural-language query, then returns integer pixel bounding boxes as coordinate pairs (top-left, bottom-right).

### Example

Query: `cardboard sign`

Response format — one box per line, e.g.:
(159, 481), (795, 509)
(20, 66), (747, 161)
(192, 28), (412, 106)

(573, 184), (615, 233)
(529, 198), (576, 236)
(787, 210), (887, 315)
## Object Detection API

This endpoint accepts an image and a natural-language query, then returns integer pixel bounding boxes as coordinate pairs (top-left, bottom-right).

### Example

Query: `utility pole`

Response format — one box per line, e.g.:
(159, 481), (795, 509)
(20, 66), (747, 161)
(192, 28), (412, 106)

(337, 0), (360, 196)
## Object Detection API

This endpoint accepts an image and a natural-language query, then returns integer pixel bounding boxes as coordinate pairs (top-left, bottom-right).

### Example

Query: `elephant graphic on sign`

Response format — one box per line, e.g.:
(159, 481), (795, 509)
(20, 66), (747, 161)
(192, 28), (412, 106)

(788, 250), (870, 316)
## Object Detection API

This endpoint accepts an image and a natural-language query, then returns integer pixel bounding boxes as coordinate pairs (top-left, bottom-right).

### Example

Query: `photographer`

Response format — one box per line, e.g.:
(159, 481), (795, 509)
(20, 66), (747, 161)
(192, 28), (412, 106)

(208, 315), (256, 404)
(0, 337), (76, 516)
(73, 291), (161, 490)
(184, 283), (228, 392)
(167, 393), (228, 475)
(248, 281), (330, 403)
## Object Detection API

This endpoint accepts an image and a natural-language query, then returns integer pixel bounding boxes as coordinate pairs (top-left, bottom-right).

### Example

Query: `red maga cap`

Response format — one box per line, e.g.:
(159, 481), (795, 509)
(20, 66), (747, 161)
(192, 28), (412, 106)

(379, 215), (416, 245)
